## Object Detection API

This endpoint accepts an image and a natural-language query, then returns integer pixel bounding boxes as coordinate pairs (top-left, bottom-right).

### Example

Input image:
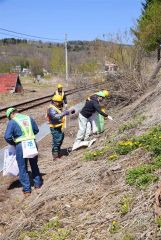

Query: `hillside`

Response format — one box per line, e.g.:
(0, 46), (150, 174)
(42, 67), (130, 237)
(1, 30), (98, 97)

(1, 77), (161, 239)
(0, 39), (140, 77)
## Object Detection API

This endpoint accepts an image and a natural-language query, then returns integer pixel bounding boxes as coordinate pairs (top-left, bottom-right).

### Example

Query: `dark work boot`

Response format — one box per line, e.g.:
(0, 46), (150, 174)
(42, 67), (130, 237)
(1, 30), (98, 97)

(52, 152), (59, 161)
(58, 151), (61, 158)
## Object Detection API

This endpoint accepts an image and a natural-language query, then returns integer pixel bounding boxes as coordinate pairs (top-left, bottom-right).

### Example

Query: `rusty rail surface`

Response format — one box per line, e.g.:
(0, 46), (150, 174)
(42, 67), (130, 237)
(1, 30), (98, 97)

(0, 82), (105, 120)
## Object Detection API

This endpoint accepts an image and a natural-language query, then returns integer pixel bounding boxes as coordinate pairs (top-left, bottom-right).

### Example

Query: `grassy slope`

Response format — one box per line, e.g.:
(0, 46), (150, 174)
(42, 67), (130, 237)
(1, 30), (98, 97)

(2, 80), (161, 239)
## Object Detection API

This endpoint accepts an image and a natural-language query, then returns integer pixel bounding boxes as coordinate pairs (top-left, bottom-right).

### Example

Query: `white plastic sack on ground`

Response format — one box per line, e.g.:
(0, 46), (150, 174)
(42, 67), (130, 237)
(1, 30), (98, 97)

(22, 139), (38, 158)
(72, 138), (97, 151)
(72, 141), (89, 151)
(88, 138), (96, 147)
(3, 145), (19, 176)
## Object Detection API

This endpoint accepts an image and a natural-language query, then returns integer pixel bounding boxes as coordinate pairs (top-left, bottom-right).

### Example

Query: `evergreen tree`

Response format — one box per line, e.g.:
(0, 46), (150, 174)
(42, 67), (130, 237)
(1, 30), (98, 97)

(132, 0), (161, 61)
(142, 0), (154, 12)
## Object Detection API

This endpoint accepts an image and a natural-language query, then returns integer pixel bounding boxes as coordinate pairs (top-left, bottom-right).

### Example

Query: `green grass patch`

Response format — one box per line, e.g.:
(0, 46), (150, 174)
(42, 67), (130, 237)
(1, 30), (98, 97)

(156, 217), (161, 227)
(108, 153), (118, 161)
(126, 164), (159, 188)
(18, 217), (70, 240)
(42, 217), (61, 232)
(136, 126), (161, 156)
(83, 146), (109, 161)
(84, 125), (161, 188)
(114, 125), (161, 157)
(124, 126), (161, 188)
(119, 195), (133, 215)
(109, 220), (121, 234)
(115, 140), (140, 155)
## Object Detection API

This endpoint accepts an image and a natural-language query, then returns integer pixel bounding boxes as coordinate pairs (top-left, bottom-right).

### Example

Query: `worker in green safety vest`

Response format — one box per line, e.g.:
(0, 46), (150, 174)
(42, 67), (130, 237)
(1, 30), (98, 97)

(4, 107), (42, 196)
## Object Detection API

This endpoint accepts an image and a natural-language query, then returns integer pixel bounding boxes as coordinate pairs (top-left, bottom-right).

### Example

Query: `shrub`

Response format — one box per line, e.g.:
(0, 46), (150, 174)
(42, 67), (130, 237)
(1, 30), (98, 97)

(115, 140), (139, 155)
(126, 165), (158, 188)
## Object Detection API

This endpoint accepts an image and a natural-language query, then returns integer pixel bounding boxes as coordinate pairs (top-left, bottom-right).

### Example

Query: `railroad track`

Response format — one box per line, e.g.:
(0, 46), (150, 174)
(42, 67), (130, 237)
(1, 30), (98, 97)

(0, 82), (105, 120)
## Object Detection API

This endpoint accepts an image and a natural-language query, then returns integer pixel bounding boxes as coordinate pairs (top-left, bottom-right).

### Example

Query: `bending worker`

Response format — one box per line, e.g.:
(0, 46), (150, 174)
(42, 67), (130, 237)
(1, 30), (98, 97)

(4, 107), (42, 196)
(88, 90), (110, 134)
(72, 91), (108, 150)
(47, 95), (74, 160)
(53, 83), (68, 108)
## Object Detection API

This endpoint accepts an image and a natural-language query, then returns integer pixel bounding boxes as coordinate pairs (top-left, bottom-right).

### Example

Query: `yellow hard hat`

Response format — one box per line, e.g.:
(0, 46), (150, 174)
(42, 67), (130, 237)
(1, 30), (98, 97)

(57, 83), (63, 89)
(103, 90), (109, 97)
(52, 95), (63, 102)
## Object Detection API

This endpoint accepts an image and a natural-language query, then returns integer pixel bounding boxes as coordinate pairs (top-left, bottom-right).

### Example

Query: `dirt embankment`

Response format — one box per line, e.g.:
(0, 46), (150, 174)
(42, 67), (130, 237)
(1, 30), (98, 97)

(1, 80), (161, 239)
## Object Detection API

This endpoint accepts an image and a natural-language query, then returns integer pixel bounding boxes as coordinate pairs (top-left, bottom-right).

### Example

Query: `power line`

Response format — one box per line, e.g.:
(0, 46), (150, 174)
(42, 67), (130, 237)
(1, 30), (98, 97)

(0, 31), (26, 39)
(0, 27), (64, 42)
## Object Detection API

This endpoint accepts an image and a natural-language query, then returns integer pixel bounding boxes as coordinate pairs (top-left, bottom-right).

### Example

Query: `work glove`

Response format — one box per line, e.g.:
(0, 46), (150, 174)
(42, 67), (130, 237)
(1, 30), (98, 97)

(70, 109), (75, 114)
(64, 110), (70, 116)
(108, 115), (113, 121)
(64, 104), (68, 110)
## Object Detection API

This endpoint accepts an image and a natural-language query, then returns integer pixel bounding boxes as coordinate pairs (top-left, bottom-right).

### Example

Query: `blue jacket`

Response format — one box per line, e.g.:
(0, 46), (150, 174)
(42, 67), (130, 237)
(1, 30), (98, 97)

(4, 116), (39, 145)
(48, 105), (66, 125)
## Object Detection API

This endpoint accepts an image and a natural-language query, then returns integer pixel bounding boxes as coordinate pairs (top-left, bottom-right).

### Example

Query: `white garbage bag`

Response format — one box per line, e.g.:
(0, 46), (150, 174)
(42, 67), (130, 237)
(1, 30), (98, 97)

(72, 139), (96, 151)
(22, 139), (38, 158)
(88, 138), (96, 147)
(3, 145), (19, 176)
(72, 141), (89, 151)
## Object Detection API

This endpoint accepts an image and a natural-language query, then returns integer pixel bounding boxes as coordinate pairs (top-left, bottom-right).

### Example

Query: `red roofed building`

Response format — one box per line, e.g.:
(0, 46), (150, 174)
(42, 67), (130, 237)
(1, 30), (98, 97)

(0, 73), (23, 93)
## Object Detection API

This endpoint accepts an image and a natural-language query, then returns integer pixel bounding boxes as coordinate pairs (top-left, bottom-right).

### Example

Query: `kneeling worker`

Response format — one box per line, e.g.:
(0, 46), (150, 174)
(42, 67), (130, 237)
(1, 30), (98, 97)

(47, 95), (74, 160)
(4, 108), (42, 196)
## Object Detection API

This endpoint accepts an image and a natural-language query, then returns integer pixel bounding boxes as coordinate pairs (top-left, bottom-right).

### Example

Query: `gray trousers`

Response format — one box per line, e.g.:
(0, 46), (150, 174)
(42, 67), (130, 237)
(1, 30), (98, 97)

(74, 113), (91, 144)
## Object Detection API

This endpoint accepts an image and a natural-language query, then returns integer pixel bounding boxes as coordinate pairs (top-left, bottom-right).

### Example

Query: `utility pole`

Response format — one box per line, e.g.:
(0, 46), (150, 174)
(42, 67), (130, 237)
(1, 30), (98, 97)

(65, 33), (68, 83)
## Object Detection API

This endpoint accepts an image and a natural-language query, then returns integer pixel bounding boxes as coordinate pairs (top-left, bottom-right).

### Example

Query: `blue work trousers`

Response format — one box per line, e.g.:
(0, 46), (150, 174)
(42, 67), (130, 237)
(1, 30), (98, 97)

(16, 142), (42, 193)
(50, 127), (64, 154)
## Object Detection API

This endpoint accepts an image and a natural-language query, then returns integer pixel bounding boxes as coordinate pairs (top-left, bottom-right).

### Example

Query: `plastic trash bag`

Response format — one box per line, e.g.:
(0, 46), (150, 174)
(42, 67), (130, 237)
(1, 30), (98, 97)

(96, 114), (105, 133)
(22, 139), (38, 158)
(72, 139), (96, 151)
(3, 145), (19, 176)
(90, 111), (105, 134)
(72, 141), (89, 151)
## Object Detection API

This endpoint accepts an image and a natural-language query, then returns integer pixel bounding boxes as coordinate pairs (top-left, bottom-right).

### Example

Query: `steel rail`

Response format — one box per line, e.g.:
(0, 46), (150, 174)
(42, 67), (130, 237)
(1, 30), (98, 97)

(0, 82), (104, 120)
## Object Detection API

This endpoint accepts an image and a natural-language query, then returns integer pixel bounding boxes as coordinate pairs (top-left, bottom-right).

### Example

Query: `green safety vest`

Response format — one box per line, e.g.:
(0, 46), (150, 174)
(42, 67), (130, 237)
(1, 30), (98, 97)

(13, 114), (35, 143)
